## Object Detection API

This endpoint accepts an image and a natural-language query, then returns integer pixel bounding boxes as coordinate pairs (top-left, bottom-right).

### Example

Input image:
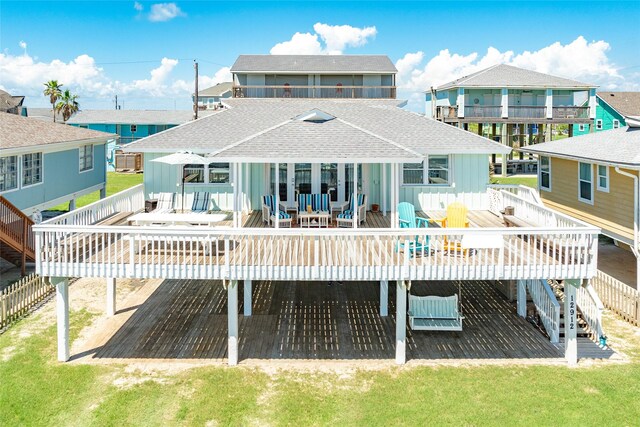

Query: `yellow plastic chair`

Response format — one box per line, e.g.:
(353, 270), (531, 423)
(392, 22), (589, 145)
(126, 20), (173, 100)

(435, 202), (469, 254)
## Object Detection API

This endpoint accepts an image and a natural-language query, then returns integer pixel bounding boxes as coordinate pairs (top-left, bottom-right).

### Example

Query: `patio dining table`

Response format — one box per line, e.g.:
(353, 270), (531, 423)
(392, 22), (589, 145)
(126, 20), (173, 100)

(127, 212), (228, 226)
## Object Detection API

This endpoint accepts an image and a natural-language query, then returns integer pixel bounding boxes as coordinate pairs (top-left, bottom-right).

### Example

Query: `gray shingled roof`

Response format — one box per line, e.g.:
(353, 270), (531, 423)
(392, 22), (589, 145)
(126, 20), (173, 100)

(66, 109), (215, 125)
(25, 107), (65, 123)
(230, 55), (397, 74)
(122, 99), (510, 162)
(0, 113), (115, 150)
(198, 82), (233, 97)
(520, 126), (640, 167)
(0, 89), (24, 112)
(598, 92), (640, 118)
(436, 64), (595, 90)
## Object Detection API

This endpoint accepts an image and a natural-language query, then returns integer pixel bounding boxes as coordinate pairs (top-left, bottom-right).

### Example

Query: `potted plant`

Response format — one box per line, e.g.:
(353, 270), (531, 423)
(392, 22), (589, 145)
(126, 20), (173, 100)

(371, 203), (379, 212)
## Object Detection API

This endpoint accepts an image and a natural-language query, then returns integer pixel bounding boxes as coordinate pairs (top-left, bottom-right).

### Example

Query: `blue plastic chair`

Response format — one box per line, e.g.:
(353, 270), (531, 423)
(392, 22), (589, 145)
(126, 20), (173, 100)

(397, 202), (430, 256)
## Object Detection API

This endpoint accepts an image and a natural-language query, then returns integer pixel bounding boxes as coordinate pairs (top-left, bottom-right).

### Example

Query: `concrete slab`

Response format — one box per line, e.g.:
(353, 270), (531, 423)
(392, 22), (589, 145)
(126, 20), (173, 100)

(598, 237), (637, 290)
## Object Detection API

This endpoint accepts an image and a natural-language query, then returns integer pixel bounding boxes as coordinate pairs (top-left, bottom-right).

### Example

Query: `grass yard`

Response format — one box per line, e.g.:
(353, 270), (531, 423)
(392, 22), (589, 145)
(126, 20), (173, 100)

(50, 172), (143, 211)
(2, 304), (640, 426)
(490, 175), (538, 188)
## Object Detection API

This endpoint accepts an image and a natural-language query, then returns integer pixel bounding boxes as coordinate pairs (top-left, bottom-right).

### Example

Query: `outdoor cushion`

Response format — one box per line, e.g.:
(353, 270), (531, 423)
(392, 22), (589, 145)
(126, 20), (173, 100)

(298, 194), (330, 212)
(192, 192), (210, 212)
(155, 192), (175, 213)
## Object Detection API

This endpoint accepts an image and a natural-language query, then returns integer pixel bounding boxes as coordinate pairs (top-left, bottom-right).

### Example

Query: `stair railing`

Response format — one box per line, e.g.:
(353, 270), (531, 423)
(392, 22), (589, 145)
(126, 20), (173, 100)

(0, 196), (35, 276)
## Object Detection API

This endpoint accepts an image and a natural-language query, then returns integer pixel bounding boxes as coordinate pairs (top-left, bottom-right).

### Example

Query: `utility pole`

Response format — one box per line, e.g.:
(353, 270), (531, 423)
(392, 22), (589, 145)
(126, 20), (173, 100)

(194, 60), (199, 120)
(114, 95), (118, 110)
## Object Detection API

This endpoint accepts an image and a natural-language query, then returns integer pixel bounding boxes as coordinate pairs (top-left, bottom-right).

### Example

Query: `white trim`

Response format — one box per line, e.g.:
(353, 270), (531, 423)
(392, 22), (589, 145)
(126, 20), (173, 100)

(578, 124), (585, 132)
(578, 162), (594, 205)
(0, 154), (19, 194)
(613, 119), (620, 129)
(0, 137), (112, 157)
(401, 155), (451, 186)
(597, 164), (609, 193)
(539, 155), (552, 192)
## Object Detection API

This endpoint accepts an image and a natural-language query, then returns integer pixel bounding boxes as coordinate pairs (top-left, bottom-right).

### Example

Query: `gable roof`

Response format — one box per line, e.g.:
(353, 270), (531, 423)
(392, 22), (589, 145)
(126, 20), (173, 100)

(598, 92), (640, 118)
(66, 109), (214, 125)
(197, 82), (233, 97)
(435, 64), (595, 90)
(0, 89), (25, 113)
(520, 126), (640, 167)
(0, 113), (115, 150)
(123, 98), (510, 162)
(230, 55), (397, 74)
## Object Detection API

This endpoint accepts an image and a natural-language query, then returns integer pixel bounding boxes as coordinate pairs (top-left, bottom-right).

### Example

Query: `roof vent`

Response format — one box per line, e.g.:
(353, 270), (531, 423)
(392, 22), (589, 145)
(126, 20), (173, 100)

(294, 109), (335, 122)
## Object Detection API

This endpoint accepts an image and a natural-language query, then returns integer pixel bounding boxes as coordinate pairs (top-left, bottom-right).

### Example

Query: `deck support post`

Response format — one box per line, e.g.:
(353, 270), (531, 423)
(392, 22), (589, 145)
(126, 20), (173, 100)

(516, 280), (526, 317)
(100, 186), (106, 199)
(52, 277), (69, 362)
(395, 280), (407, 364)
(274, 162), (279, 229)
(228, 280), (239, 366)
(243, 280), (252, 316)
(390, 163), (397, 229)
(564, 279), (579, 365)
(380, 280), (388, 316)
(382, 163), (387, 216)
(106, 277), (116, 316)
(353, 162), (358, 228)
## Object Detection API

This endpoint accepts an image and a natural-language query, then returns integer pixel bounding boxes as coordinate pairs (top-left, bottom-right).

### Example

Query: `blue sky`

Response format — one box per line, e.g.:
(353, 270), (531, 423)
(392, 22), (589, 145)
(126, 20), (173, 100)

(1, 1), (638, 111)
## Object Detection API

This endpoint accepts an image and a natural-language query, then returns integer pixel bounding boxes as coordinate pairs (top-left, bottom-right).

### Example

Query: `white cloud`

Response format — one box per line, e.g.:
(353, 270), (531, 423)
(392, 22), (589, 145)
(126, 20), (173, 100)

(270, 23), (377, 55)
(313, 23), (377, 55)
(148, 2), (185, 22)
(18, 40), (27, 50)
(270, 32), (323, 55)
(199, 66), (232, 88)
(134, 1), (143, 11)
(124, 57), (178, 96)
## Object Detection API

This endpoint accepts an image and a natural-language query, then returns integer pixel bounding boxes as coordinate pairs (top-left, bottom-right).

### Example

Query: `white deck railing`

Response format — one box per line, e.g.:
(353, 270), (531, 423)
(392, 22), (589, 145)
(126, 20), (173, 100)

(42, 184), (145, 226)
(522, 279), (561, 343)
(576, 282), (606, 339)
(34, 224), (598, 282)
(488, 184), (543, 206)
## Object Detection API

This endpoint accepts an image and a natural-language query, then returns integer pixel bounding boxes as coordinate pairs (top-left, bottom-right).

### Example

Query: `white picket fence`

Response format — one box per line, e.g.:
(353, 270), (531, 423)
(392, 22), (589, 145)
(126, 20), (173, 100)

(591, 270), (640, 326)
(1, 274), (54, 329)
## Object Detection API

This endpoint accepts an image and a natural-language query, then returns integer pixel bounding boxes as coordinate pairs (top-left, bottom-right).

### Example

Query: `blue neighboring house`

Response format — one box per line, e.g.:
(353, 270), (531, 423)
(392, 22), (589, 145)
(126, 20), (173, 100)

(0, 112), (115, 216)
(194, 82), (233, 110)
(66, 110), (204, 171)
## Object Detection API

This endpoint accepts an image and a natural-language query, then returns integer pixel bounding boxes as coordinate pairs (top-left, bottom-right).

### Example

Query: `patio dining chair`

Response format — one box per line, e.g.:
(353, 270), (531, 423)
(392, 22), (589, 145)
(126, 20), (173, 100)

(154, 192), (175, 213)
(262, 195), (292, 227)
(336, 194), (367, 227)
(191, 192), (211, 213)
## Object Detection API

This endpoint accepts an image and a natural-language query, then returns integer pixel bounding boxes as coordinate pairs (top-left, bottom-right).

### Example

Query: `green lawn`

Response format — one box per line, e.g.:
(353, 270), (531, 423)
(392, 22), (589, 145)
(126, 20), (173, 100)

(2, 308), (640, 425)
(490, 175), (538, 188)
(50, 173), (143, 211)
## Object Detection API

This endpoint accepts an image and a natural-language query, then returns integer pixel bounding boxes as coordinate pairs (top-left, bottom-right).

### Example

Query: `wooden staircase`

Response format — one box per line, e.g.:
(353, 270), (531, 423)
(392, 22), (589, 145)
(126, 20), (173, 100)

(0, 196), (35, 276)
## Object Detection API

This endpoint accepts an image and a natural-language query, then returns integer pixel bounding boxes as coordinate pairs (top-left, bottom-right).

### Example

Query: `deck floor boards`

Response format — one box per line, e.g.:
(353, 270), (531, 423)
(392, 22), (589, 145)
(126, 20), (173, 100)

(75, 279), (615, 364)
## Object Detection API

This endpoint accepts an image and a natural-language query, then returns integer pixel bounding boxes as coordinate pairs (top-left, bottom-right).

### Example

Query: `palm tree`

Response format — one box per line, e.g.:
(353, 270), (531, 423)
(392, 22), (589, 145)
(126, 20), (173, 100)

(55, 90), (79, 123)
(43, 80), (63, 123)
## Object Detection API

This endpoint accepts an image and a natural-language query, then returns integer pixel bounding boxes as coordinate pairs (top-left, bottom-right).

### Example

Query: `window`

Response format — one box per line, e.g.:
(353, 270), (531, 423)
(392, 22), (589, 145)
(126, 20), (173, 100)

(183, 163), (230, 184)
(597, 165), (609, 192)
(22, 153), (42, 187)
(184, 164), (205, 183)
(578, 162), (593, 203)
(539, 156), (551, 191)
(208, 163), (230, 184)
(595, 119), (603, 130)
(79, 144), (93, 172)
(403, 156), (450, 185)
(578, 124), (585, 132)
(130, 124), (137, 133)
(0, 156), (18, 192)
(613, 119), (620, 129)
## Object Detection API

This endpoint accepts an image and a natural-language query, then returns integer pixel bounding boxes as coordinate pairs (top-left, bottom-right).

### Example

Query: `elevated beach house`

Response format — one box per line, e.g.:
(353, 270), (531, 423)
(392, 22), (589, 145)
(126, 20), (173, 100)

(521, 123), (640, 286)
(194, 82), (233, 109)
(34, 55), (602, 366)
(573, 92), (640, 136)
(426, 64), (597, 175)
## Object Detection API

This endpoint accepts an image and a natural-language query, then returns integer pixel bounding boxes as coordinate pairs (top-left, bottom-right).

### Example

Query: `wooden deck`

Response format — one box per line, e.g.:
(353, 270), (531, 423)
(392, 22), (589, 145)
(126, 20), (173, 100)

(73, 279), (616, 364)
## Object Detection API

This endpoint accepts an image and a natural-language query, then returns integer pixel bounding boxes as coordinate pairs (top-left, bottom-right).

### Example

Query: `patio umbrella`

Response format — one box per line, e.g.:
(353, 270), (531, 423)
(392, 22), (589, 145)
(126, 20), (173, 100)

(152, 152), (210, 212)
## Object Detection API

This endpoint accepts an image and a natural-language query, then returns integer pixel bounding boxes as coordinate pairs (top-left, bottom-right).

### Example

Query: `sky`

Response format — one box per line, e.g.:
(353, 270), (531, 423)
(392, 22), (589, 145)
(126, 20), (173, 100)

(1, 0), (639, 112)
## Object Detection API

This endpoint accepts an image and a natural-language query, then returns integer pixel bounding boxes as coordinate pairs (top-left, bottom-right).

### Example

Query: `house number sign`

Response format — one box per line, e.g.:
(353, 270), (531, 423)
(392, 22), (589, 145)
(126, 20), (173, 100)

(568, 294), (576, 331)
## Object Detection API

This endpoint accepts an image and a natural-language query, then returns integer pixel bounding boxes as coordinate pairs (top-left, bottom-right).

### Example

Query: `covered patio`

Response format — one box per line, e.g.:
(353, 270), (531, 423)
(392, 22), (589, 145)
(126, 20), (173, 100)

(72, 278), (615, 364)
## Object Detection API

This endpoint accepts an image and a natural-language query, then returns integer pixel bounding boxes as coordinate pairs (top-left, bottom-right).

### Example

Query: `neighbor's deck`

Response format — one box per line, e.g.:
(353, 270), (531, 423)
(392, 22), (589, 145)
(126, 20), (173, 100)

(73, 279), (615, 364)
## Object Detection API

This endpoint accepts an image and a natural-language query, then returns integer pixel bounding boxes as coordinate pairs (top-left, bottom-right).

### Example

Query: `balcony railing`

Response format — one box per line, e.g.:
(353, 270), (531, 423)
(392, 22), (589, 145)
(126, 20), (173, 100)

(552, 106), (589, 119)
(232, 85), (396, 99)
(464, 105), (502, 118)
(508, 106), (547, 119)
(34, 186), (598, 283)
(435, 106), (459, 120)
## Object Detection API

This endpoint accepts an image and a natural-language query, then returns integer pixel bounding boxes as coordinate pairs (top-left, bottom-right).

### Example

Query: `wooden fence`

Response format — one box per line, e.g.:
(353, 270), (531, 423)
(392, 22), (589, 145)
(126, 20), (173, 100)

(1, 274), (54, 329)
(591, 270), (640, 326)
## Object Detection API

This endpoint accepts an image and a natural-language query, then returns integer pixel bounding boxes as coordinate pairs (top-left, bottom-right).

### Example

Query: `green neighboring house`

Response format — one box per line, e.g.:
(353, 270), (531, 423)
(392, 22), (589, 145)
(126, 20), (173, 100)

(573, 92), (640, 135)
